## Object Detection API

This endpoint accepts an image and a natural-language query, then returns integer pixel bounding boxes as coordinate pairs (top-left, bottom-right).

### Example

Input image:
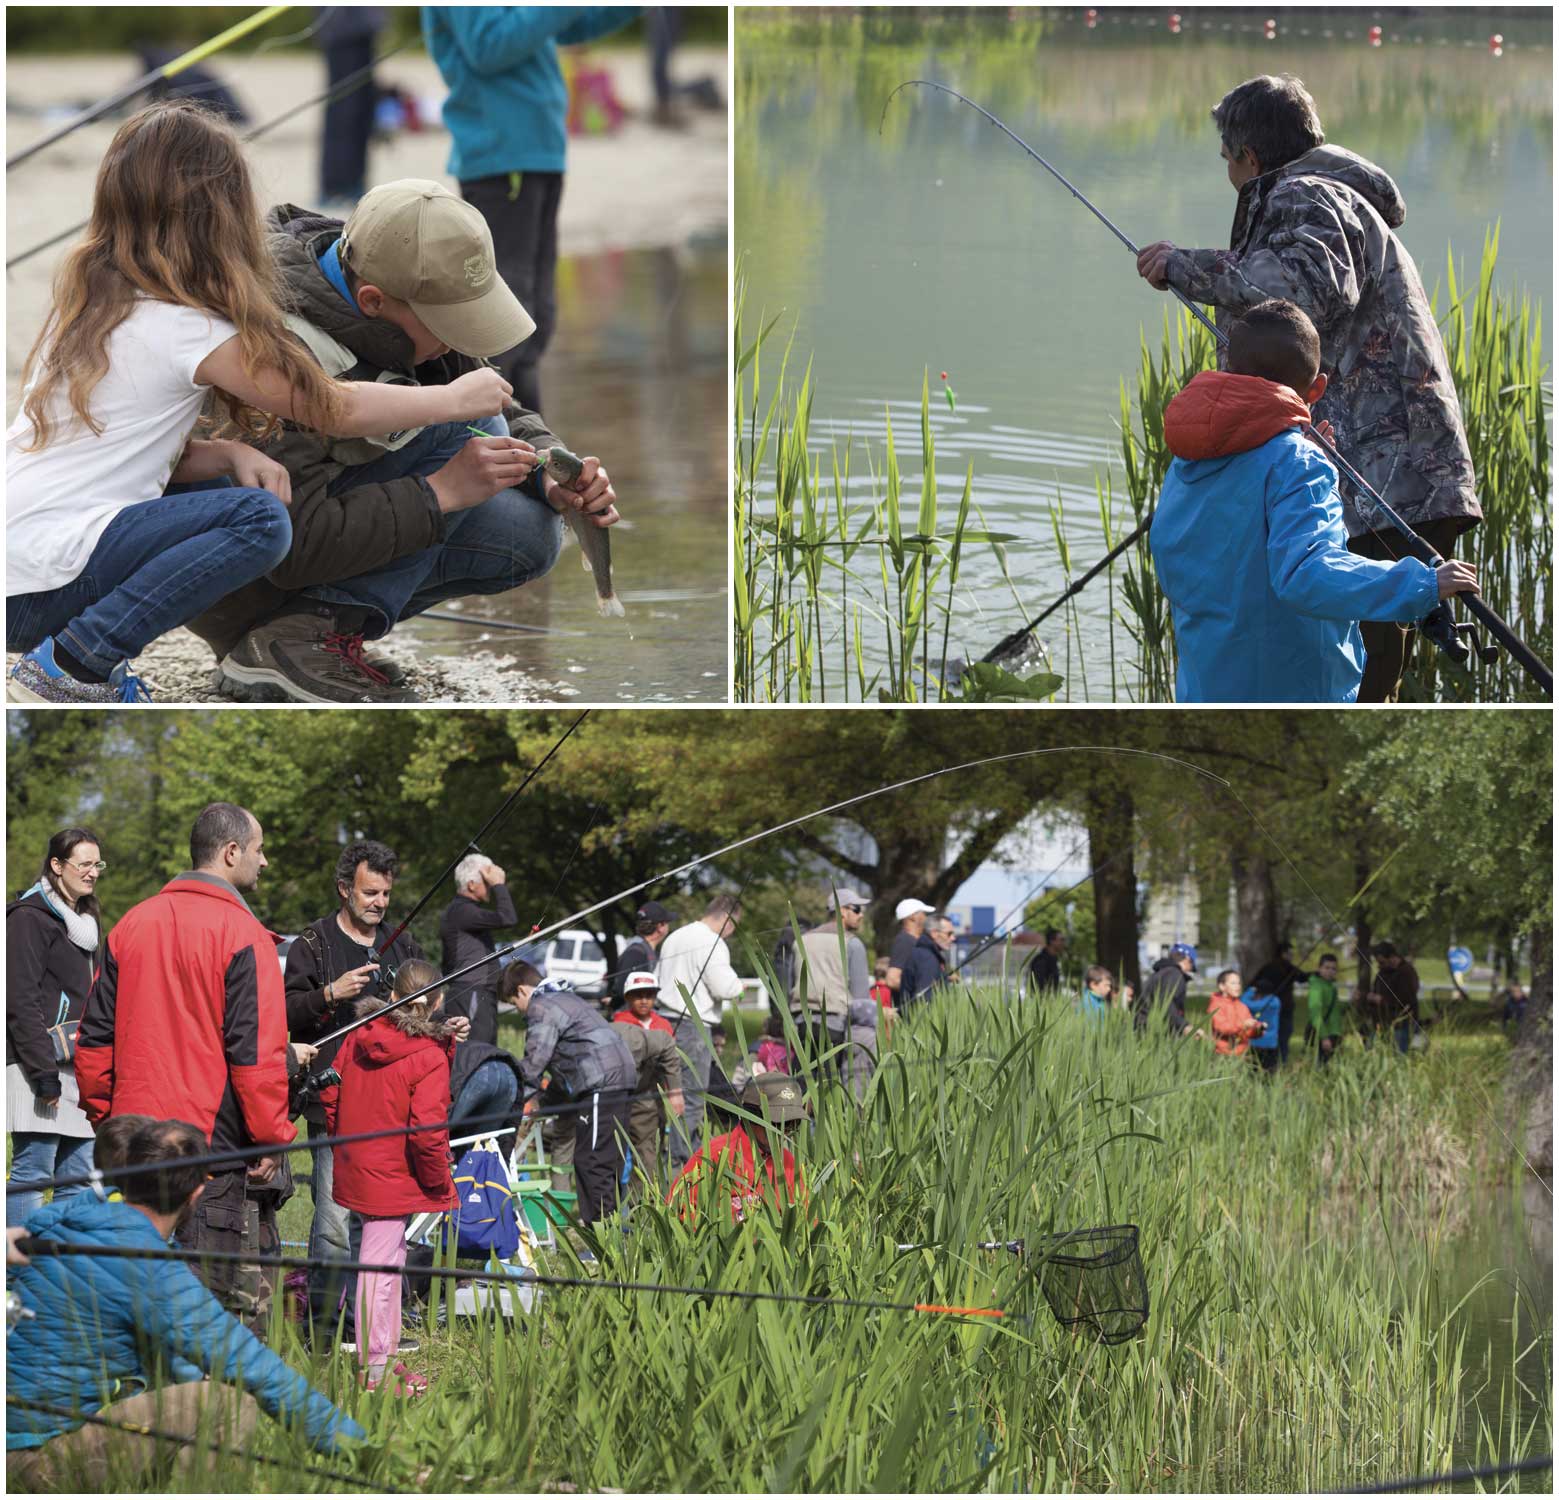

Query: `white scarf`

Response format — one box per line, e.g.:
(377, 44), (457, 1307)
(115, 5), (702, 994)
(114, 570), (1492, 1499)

(24, 880), (99, 953)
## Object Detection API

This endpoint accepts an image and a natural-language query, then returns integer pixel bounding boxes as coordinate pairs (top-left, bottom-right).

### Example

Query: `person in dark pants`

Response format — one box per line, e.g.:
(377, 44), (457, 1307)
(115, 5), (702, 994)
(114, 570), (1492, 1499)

(510, 968), (638, 1226)
(439, 854), (518, 1046)
(317, 7), (385, 206)
(421, 6), (638, 412)
(1251, 942), (1305, 1066)
(283, 839), (425, 1337)
(1367, 942), (1423, 1055)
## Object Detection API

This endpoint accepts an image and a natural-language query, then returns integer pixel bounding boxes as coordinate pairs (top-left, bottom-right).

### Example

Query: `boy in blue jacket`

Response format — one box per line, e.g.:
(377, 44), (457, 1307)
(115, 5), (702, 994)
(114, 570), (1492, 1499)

(423, 6), (639, 410)
(7, 1119), (364, 1488)
(1149, 299), (1477, 702)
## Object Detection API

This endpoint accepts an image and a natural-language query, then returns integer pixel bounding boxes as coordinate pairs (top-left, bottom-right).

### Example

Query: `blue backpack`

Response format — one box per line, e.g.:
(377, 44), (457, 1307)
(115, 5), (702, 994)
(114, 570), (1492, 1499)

(447, 1146), (521, 1260)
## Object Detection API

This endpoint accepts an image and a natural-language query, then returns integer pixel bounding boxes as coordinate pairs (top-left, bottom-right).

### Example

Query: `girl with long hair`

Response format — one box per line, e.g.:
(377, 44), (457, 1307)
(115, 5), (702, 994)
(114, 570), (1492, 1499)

(6, 102), (510, 704)
(6, 829), (105, 1224)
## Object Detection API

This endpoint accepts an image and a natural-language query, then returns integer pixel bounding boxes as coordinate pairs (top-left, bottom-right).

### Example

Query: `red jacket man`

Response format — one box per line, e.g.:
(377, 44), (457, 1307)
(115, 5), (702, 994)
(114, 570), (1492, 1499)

(667, 1075), (809, 1223)
(74, 804), (293, 1329)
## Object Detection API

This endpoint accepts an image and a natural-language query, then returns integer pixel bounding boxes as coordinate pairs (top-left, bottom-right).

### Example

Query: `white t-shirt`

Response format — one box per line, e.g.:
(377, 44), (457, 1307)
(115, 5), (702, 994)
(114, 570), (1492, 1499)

(6, 299), (240, 596)
(655, 921), (745, 1025)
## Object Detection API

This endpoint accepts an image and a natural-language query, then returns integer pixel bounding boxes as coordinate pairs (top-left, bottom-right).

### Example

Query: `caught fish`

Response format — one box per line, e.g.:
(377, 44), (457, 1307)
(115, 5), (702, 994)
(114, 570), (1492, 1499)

(539, 446), (625, 619)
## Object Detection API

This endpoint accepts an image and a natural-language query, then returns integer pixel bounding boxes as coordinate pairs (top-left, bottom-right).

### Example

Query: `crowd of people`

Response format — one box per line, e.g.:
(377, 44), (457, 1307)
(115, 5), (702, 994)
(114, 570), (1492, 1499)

(4, 815), (1520, 1476)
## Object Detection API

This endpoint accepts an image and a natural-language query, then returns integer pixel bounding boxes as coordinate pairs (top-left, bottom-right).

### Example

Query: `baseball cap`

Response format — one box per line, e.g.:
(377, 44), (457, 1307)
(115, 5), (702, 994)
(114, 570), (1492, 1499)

(635, 900), (677, 925)
(742, 1073), (808, 1123)
(895, 899), (936, 921)
(622, 970), (659, 995)
(339, 180), (536, 358)
(826, 887), (870, 912)
(1169, 942), (1198, 973)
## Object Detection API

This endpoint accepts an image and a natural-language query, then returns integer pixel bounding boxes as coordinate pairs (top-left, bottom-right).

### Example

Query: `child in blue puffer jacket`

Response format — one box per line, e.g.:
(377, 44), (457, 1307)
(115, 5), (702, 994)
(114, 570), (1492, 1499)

(1150, 299), (1477, 703)
(1243, 986), (1283, 1076)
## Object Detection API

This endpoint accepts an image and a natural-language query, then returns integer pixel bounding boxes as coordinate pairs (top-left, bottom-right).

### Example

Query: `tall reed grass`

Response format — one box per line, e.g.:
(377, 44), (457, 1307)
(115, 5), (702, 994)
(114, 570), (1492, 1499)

(738, 236), (1549, 703)
(42, 991), (1548, 1492)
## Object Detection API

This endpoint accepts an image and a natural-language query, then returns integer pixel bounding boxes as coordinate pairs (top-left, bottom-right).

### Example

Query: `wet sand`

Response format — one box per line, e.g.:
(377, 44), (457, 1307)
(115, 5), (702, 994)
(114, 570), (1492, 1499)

(5, 45), (728, 704)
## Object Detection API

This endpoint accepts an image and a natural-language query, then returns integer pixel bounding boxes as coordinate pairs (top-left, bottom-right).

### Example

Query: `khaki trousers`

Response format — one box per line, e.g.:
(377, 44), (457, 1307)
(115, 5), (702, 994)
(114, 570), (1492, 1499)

(7, 1384), (262, 1491)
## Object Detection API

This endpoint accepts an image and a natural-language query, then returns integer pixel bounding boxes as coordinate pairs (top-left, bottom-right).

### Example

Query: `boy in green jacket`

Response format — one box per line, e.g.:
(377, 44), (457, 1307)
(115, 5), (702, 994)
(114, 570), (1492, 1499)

(1306, 953), (1344, 1066)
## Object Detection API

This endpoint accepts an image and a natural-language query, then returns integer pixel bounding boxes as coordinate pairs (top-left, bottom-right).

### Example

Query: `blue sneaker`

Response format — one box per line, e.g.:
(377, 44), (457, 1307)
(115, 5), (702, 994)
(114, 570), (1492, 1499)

(7, 638), (150, 705)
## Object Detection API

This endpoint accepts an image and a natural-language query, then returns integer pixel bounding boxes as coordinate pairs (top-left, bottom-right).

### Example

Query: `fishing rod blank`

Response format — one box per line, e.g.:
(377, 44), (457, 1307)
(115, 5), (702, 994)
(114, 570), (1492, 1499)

(15, 1238), (1008, 1321)
(375, 709), (590, 955)
(6, 5), (292, 170)
(885, 80), (1552, 696)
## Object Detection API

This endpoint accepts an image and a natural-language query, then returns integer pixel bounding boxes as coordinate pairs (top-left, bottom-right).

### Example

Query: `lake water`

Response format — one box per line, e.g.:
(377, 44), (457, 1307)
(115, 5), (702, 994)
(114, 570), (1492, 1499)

(399, 241), (730, 701)
(736, 7), (1553, 699)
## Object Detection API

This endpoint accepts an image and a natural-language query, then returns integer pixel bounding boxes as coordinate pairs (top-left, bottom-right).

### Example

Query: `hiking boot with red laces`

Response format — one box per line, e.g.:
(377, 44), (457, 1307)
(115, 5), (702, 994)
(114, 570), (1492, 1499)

(219, 605), (421, 703)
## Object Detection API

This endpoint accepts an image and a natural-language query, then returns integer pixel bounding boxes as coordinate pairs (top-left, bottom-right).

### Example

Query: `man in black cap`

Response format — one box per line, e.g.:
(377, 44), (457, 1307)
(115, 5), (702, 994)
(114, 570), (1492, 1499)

(608, 900), (675, 1008)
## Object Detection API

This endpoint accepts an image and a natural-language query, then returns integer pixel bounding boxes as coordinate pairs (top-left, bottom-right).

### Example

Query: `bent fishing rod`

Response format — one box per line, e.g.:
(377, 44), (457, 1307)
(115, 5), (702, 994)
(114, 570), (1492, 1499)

(371, 710), (591, 962)
(313, 747), (1242, 1049)
(882, 81), (1552, 696)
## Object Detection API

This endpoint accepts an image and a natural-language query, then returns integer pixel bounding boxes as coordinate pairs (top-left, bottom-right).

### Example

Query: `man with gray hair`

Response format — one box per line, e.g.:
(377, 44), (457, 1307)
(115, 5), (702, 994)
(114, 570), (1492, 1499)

(791, 888), (892, 1099)
(655, 894), (745, 1173)
(1134, 72), (1480, 702)
(438, 853), (518, 1047)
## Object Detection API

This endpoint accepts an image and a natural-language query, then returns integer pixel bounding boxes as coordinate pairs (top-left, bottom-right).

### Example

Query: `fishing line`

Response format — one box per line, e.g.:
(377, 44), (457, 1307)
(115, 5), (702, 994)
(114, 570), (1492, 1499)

(13, 1239), (1010, 1322)
(882, 81), (1552, 695)
(4, 1396), (389, 1492)
(6, 37), (416, 271)
(1339, 1453), (1552, 1493)
(6, 6), (293, 170)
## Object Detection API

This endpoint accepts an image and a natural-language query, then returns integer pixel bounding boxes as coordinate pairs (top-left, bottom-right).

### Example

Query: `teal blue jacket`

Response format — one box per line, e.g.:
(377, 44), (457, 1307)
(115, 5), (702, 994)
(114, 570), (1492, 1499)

(422, 7), (638, 179)
(6, 1194), (363, 1454)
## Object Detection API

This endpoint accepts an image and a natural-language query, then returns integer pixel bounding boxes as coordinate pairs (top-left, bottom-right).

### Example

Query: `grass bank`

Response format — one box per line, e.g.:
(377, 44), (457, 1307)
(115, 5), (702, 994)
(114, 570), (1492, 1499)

(48, 988), (1546, 1492)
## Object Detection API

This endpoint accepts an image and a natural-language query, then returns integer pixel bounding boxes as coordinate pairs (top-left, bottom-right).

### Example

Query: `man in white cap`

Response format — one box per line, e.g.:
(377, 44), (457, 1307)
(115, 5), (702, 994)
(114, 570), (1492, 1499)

(886, 899), (936, 1005)
(187, 180), (621, 703)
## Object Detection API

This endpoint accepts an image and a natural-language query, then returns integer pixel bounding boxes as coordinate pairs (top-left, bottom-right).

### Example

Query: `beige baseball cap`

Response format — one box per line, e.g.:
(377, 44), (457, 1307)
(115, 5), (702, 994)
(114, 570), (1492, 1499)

(338, 179), (536, 358)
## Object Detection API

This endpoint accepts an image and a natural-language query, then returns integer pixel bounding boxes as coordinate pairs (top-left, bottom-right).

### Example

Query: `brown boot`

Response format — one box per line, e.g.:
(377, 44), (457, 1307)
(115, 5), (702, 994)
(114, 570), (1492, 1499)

(219, 605), (419, 703)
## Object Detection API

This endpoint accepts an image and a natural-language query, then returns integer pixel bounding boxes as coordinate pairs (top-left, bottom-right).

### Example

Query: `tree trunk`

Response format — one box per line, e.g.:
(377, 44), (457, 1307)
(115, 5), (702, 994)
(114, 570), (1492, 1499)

(1085, 783), (1139, 990)
(1510, 921), (1552, 1176)
(1231, 848), (1278, 981)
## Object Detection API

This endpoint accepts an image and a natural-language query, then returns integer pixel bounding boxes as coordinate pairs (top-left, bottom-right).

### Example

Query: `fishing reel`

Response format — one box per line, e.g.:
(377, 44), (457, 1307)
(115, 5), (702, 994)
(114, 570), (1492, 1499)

(290, 1065), (342, 1116)
(7, 1291), (35, 1332)
(1417, 602), (1499, 667)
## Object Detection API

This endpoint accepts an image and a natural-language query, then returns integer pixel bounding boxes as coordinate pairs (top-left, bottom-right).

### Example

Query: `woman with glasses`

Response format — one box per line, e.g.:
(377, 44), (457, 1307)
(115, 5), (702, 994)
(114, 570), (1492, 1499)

(6, 828), (104, 1224)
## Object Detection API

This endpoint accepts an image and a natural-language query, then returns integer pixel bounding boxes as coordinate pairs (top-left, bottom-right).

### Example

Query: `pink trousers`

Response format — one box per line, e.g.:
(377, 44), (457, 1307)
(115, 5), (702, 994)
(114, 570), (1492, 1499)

(355, 1216), (408, 1374)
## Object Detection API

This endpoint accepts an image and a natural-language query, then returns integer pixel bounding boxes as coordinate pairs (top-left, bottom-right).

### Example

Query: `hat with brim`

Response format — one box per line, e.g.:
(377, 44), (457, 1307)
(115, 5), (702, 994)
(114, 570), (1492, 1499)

(623, 970), (660, 996)
(340, 179), (536, 359)
(742, 1073), (808, 1124)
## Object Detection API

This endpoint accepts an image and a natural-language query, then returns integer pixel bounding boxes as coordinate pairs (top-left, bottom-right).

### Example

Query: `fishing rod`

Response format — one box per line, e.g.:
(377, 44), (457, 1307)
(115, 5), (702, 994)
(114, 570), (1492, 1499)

(883, 81), (1552, 697)
(4, 1397), (388, 1492)
(312, 747), (1242, 1050)
(956, 834), (1101, 971)
(13, 1238), (1009, 1322)
(6, 36), (416, 272)
(373, 710), (590, 958)
(6, 5), (292, 170)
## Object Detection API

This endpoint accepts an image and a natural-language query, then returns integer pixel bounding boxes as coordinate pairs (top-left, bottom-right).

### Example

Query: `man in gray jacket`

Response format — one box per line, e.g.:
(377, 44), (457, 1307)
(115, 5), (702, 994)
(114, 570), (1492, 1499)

(1135, 74), (1481, 701)
(509, 968), (637, 1225)
(188, 180), (621, 704)
(792, 888), (893, 1099)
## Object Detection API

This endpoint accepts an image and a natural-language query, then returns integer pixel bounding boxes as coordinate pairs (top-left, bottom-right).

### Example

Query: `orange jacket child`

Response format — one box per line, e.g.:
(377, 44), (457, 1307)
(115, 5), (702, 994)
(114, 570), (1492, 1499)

(1206, 989), (1263, 1057)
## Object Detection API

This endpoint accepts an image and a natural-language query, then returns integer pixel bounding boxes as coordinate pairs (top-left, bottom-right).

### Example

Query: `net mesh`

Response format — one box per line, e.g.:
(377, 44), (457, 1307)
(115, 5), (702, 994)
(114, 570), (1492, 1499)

(1030, 1224), (1148, 1345)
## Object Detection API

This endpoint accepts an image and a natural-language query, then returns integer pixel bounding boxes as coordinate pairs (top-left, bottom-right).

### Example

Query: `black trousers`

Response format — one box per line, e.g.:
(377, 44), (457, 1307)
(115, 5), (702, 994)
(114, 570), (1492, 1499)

(572, 1088), (632, 1225)
(459, 172), (564, 414)
(320, 36), (378, 200)
(1347, 517), (1464, 703)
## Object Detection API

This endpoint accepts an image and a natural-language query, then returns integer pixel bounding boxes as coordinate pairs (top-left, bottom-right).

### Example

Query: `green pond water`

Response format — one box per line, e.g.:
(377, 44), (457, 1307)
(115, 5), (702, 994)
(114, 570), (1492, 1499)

(400, 241), (729, 702)
(736, 6), (1553, 698)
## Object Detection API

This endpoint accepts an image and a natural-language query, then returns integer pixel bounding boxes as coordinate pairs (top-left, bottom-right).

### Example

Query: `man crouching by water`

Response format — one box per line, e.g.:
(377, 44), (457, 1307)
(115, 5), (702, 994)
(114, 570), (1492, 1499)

(187, 179), (620, 704)
(1135, 74), (1482, 702)
(7, 1118), (363, 1489)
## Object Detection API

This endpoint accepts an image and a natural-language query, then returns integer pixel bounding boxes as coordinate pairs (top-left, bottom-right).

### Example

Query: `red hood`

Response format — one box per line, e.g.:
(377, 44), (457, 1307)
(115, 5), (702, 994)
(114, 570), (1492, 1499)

(1164, 371), (1311, 461)
(357, 1014), (443, 1067)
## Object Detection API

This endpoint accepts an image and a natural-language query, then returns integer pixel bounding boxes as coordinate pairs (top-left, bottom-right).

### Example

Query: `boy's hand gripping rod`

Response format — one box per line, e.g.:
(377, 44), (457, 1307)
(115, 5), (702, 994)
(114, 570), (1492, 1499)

(883, 81), (1551, 697)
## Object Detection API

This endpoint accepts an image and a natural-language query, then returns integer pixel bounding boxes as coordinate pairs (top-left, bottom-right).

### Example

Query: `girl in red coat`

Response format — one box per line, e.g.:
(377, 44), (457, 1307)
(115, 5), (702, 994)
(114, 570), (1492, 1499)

(321, 960), (465, 1391)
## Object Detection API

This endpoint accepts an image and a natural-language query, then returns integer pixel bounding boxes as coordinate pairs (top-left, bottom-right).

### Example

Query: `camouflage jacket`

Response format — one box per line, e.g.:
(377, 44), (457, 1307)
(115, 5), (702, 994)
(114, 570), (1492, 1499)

(186, 203), (563, 657)
(1166, 145), (1480, 541)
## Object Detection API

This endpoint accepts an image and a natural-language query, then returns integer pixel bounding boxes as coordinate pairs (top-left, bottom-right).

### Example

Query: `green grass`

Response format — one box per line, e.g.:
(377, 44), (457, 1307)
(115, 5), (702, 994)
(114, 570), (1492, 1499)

(29, 989), (1549, 1493)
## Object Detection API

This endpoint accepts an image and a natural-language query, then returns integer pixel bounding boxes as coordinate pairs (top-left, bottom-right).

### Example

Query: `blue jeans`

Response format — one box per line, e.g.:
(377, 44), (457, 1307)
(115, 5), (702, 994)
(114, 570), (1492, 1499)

(6, 486), (291, 675)
(1393, 1021), (1413, 1054)
(6, 1132), (96, 1226)
(303, 417), (563, 638)
(450, 1059), (519, 1131)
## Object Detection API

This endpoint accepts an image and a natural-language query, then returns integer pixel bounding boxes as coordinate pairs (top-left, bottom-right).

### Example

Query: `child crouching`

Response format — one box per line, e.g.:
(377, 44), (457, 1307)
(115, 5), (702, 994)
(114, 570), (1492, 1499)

(321, 960), (465, 1393)
(1149, 299), (1477, 703)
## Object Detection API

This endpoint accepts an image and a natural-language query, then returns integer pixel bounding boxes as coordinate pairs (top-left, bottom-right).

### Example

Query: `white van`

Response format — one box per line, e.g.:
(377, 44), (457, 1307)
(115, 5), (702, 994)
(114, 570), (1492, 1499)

(543, 928), (609, 1000)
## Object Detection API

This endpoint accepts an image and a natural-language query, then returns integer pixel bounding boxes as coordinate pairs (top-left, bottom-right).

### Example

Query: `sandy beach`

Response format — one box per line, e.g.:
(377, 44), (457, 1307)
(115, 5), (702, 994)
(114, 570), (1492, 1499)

(5, 43), (728, 704)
